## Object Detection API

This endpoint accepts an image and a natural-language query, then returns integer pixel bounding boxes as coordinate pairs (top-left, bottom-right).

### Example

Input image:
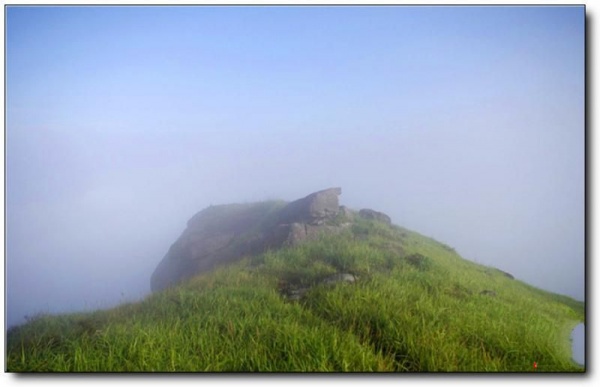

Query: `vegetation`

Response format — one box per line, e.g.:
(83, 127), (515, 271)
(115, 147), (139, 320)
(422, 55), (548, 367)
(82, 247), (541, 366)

(6, 217), (584, 372)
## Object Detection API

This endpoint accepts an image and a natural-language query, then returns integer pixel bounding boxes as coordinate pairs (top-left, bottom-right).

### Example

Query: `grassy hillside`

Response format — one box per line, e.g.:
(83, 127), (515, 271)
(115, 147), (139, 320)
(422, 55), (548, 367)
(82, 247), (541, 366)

(6, 217), (584, 372)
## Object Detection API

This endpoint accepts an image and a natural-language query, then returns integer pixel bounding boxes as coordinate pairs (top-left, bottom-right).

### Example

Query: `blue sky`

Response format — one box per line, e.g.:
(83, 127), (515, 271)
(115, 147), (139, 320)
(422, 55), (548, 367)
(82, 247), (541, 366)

(5, 5), (585, 327)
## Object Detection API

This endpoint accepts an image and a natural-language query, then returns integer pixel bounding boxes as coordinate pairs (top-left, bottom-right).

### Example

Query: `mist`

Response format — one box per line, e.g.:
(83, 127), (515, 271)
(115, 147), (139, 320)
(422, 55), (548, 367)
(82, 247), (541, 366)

(5, 6), (584, 328)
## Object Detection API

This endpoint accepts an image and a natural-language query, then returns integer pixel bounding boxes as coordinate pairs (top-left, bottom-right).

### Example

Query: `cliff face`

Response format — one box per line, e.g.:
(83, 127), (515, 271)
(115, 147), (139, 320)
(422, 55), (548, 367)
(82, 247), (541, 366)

(150, 188), (390, 292)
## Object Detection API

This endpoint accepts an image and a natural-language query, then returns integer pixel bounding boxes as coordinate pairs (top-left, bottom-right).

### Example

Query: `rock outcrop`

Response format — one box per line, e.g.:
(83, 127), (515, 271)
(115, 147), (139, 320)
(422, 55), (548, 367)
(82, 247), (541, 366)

(279, 273), (357, 301)
(278, 187), (342, 225)
(151, 202), (276, 292)
(150, 187), (389, 292)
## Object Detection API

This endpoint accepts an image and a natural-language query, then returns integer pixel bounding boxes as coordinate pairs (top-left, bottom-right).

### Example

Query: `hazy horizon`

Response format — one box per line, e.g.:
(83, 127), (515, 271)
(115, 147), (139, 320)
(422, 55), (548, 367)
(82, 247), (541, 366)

(5, 5), (584, 328)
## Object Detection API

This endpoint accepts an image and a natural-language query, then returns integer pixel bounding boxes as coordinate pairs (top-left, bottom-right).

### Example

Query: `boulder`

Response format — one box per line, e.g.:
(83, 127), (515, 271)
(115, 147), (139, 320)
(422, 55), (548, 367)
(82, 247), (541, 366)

(358, 208), (392, 225)
(150, 188), (396, 292)
(278, 273), (358, 302)
(285, 223), (308, 245)
(338, 206), (356, 222)
(322, 273), (356, 285)
(278, 187), (341, 225)
(151, 188), (347, 292)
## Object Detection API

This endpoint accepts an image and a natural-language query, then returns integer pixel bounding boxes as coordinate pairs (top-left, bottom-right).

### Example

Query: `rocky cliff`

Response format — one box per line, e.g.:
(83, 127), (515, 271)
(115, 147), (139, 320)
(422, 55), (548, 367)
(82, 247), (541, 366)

(150, 188), (392, 292)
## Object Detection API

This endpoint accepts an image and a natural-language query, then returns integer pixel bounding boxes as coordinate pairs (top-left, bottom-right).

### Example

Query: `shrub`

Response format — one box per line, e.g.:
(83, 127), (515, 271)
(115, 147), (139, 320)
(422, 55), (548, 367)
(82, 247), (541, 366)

(405, 253), (431, 271)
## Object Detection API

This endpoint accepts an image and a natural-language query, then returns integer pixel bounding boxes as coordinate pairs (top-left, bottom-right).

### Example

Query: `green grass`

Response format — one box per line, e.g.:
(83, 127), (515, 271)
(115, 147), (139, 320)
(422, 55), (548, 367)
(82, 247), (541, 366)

(6, 218), (584, 372)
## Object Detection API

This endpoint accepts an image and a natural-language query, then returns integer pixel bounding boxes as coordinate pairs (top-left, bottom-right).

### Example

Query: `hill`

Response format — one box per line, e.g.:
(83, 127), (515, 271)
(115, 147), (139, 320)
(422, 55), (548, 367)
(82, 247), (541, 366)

(6, 189), (585, 372)
(150, 187), (357, 291)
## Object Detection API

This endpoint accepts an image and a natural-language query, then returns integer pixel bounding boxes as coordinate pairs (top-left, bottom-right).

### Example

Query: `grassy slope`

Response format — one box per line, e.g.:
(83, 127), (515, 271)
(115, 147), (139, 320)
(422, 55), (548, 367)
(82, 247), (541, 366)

(6, 218), (584, 372)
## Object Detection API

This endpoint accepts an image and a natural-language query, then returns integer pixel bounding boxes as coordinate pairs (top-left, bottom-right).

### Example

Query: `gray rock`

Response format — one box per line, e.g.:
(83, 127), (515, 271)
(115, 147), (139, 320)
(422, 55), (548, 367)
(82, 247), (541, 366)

(151, 202), (279, 292)
(279, 273), (358, 302)
(358, 208), (392, 225)
(151, 188), (349, 292)
(278, 187), (341, 225)
(287, 223), (307, 245)
(278, 222), (347, 246)
(286, 287), (310, 301)
(338, 206), (356, 222)
(322, 273), (356, 285)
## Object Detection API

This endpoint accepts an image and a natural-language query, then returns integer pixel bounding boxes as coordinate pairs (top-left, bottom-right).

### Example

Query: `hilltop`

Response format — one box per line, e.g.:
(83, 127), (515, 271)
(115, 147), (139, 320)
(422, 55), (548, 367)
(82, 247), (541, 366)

(151, 187), (387, 291)
(6, 188), (585, 372)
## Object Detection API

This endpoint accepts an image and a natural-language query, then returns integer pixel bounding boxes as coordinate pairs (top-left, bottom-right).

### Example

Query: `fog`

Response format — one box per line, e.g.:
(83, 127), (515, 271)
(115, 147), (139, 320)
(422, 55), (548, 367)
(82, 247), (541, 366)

(5, 6), (584, 328)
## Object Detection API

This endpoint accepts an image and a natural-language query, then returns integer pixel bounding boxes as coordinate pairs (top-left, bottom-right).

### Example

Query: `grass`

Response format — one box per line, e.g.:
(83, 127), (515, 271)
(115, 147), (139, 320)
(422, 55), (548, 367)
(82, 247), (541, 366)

(6, 217), (584, 372)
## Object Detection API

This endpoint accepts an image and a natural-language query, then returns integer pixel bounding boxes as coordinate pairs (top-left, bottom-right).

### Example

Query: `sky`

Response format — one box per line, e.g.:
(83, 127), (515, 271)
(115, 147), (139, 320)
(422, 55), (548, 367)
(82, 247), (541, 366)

(4, 5), (585, 328)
